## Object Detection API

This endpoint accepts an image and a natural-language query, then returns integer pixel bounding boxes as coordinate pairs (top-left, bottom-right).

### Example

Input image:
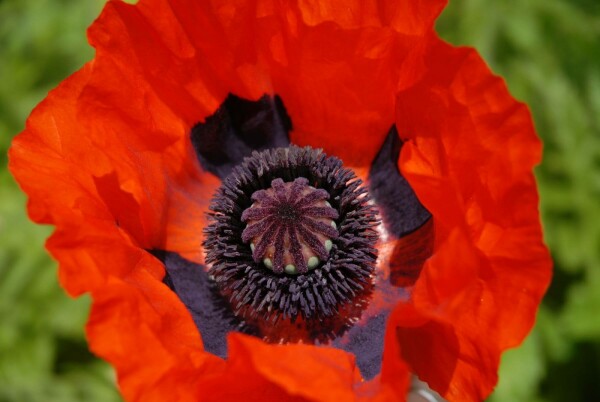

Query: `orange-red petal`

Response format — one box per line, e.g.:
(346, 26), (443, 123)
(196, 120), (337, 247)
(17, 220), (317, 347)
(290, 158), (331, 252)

(389, 38), (552, 401)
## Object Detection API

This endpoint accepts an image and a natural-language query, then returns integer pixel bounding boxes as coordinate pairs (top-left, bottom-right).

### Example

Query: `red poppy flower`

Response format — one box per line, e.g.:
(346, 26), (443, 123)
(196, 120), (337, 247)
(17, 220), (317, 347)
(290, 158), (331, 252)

(9, 0), (552, 401)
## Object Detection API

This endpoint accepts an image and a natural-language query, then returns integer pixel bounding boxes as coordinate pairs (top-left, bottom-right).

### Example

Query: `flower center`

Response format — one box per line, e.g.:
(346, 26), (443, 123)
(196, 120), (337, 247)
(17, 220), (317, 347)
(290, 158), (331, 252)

(203, 145), (379, 342)
(241, 178), (338, 275)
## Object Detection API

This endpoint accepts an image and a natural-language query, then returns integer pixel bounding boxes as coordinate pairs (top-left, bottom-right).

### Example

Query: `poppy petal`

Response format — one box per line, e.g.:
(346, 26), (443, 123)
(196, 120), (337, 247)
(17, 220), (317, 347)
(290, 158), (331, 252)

(86, 257), (223, 402)
(8, 64), (151, 295)
(85, 0), (443, 168)
(296, 0), (446, 33)
(276, 0), (445, 167)
(389, 38), (553, 401)
(88, 260), (372, 401)
(199, 333), (362, 402)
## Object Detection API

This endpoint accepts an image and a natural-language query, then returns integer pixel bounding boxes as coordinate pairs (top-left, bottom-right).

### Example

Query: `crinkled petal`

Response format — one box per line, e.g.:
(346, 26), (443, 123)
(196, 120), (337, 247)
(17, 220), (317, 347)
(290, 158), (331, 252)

(9, 4), (223, 292)
(90, 0), (444, 167)
(86, 251), (391, 402)
(87, 256), (223, 402)
(296, 0), (446, 35)
(390, 38), (553, 401)
(198, 333), (362, 402)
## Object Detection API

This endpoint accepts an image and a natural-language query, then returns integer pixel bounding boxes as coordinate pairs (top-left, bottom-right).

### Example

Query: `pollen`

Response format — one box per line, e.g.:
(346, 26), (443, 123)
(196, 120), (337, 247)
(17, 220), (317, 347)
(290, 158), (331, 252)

(241, 178), (339, 275)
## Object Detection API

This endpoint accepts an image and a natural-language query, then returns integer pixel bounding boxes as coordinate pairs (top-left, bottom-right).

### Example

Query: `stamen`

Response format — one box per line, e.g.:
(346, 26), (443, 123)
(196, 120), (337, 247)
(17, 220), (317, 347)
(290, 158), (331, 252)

(203, 145), (379, 343)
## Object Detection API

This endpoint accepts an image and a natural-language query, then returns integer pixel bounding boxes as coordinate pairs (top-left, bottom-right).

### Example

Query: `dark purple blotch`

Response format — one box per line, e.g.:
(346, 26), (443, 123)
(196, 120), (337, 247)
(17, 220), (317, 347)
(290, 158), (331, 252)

(191, 94), (291, 179)
(332, 313), (387, 380)
(152, 250), (247, 358)
(369, 126), (431, 237)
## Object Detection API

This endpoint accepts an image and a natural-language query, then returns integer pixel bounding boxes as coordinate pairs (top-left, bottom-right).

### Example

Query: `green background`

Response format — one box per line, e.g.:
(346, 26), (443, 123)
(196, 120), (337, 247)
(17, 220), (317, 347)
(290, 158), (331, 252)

(0, 0), (598, 400)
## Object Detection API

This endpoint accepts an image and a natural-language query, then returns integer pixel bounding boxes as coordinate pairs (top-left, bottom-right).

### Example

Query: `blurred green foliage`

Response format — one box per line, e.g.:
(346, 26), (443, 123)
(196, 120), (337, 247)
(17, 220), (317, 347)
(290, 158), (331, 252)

(0, 0), (598, 401)
(0, 0), (121, 401)
(438, 0), (600, 401)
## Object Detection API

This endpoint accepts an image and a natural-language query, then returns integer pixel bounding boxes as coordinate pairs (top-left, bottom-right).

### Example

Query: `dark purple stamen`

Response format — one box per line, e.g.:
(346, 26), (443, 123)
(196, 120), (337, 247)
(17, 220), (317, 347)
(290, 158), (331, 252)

(203, 145), (379, 343)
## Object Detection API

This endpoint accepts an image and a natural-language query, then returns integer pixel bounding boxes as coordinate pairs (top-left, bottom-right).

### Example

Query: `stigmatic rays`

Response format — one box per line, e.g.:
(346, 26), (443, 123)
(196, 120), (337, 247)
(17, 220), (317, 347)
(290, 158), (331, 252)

(241, 177), (339, 275)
